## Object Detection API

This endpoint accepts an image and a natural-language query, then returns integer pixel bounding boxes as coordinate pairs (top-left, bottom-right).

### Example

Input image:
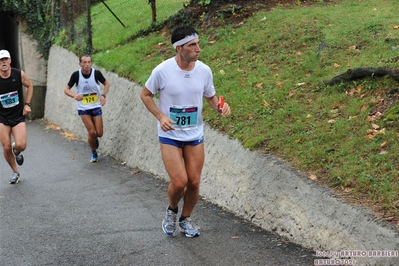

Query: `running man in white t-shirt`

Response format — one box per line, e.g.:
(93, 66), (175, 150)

(140, 26), (231, 237)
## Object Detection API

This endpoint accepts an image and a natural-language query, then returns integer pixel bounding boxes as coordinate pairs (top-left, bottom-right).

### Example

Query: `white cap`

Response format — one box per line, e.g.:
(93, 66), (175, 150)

(0, 50), (11, 59)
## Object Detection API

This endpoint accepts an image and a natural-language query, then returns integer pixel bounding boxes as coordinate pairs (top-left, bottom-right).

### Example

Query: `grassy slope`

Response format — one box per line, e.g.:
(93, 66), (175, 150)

(88, 0), (399, 224)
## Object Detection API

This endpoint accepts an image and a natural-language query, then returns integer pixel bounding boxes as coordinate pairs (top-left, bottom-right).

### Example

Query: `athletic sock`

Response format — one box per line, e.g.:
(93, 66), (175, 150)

(179, 215), (188, 222)
(168, 206), (178, 214)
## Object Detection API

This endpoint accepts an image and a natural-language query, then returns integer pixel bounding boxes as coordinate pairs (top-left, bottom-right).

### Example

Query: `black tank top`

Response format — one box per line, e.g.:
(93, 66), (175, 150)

(0, 68), (24, 120)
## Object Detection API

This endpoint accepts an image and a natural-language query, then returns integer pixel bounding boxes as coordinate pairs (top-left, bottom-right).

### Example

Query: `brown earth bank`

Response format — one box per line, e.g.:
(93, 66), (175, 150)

(180, 0), (323, 31)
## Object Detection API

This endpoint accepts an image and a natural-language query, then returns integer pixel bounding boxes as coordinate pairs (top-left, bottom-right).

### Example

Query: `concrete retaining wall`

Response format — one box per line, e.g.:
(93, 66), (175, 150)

(45, 46), (399, 265)
(20, 23), (47, 120)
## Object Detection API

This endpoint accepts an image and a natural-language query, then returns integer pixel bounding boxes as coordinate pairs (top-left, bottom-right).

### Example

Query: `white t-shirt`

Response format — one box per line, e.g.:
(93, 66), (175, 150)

(145, 57), (216, 141)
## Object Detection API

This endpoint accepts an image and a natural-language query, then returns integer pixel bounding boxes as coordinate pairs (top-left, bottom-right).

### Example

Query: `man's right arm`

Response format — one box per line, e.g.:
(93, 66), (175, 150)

(140, 87), (175, 129)
(64, 72), (82, 101)
(140, 87), (162, 120)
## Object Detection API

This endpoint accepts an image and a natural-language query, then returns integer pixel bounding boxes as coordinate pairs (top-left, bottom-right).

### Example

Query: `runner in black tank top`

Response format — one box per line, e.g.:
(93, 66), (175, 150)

(0, 50), (34, 184)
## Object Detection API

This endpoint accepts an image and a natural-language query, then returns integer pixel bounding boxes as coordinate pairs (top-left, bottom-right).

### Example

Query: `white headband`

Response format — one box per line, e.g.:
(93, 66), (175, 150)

(172, 33), (199, 49)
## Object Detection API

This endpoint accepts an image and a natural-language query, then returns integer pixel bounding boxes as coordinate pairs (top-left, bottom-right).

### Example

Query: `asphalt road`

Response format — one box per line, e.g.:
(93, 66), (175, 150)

(0, 120), (315, 266)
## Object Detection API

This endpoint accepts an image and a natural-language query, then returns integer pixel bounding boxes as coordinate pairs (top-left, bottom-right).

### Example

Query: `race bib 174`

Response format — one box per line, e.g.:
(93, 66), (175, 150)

(82, 93), (98, 105)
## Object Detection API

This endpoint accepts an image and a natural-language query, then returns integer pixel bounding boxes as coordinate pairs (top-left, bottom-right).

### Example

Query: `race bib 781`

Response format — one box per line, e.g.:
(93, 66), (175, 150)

(169, 106), (198, 131)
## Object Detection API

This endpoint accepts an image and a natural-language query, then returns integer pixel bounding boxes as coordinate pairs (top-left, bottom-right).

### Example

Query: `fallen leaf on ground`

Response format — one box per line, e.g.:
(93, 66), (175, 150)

(261, 100), (269, 107)
(288, 89), (298, 97)
(254, 83), (263, 89)
(371, 124), (380, 130)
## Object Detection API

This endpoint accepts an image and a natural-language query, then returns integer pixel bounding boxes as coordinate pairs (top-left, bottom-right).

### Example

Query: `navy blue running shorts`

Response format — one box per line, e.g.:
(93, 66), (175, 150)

(78, 107), (102, 117)
(159, 136), (204, 148)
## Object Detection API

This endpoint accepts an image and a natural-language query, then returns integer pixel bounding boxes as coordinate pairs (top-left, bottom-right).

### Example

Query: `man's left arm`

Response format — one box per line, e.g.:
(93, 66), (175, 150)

(100, 79), (109, 106)
(96, 70), (109, 105)
(205, 95), (231, 117)
(21, 70), (33, 115)
(102, 79), (110, 95)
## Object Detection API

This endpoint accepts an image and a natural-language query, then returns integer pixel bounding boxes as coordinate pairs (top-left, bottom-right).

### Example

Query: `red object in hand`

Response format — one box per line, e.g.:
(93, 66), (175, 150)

(218, 96), (224, 111)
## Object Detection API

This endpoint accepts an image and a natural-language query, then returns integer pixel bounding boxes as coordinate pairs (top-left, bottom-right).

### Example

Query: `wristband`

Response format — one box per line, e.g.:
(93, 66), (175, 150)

(25, 102), (31, 106)
(101, 94), (106, 98)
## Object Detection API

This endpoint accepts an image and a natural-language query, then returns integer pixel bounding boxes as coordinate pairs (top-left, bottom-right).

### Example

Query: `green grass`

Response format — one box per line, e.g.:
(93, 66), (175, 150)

(66, 0), (399, 221)
(90, 0), (188, 51)
(55, 0), (188, 53)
